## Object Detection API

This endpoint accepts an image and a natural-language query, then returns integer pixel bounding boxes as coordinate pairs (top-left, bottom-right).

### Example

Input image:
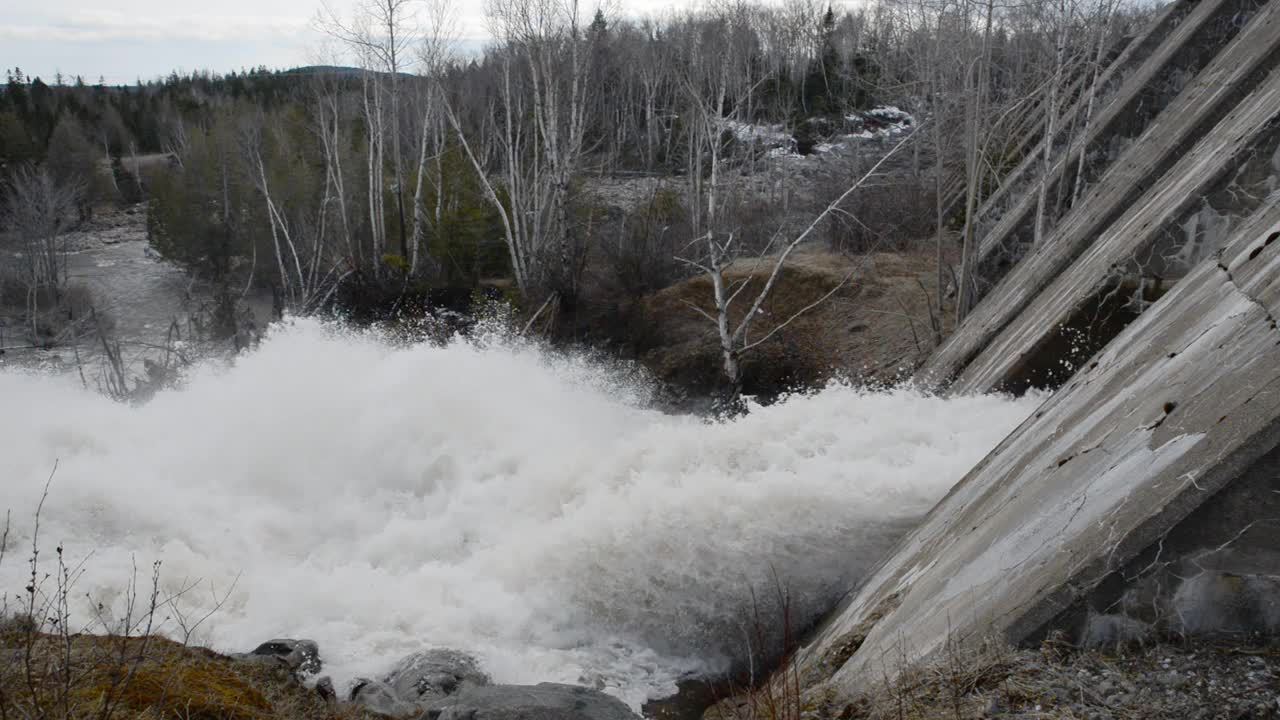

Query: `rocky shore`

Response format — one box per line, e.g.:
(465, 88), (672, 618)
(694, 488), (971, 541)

(0, 625), (643, 720)
(7, 618), (1277, 719)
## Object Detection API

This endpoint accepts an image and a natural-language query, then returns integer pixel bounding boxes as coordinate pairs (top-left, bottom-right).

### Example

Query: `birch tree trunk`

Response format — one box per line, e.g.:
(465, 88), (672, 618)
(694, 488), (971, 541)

(1033, 0), (1072, 247)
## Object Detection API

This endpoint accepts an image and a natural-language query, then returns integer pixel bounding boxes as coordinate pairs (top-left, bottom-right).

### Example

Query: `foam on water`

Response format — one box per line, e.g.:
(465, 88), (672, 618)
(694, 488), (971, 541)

(0, 319), (1039, 707)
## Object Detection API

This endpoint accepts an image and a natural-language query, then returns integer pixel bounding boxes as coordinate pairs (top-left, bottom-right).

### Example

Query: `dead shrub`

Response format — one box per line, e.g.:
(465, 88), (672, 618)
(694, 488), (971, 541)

(598, 185), (694, 298)
(822, 181), (935, 256)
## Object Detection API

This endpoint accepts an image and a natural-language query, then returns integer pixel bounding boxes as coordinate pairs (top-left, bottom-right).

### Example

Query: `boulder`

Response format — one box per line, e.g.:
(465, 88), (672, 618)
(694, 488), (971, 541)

(385, 649), (490, 705)
(351, 648), (490, 716)
(239, 638), (322, 676)
(351, 679), (421, 717)
(420, 683), (640, 720)
(316, 676), (337, 703)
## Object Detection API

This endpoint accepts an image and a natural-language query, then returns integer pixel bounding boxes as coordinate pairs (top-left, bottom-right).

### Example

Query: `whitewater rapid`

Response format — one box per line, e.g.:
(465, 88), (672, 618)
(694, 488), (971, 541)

(0, 319), (1039, 707)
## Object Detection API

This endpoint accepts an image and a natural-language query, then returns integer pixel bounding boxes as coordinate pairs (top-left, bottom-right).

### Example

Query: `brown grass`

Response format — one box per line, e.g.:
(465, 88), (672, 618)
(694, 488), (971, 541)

(0, 629), (377, 720)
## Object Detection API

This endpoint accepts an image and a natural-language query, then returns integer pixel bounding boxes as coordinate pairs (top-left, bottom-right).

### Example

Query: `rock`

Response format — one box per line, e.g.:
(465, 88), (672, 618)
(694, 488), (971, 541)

(1081, 613), (1152, 649)
(352, 648), (490, 717)
(1171, 572), (1280, 635)
(316, 676), (336, 703)
(386, 649), (490, 705)
(247, 638), (322, 676)
(352, 679), (422, 717)
(420, 683), (640, 720)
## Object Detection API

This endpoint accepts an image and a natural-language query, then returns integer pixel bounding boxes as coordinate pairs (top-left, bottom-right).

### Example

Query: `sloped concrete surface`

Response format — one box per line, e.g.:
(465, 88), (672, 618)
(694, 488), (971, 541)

(972, 0), (1259, 267)
(927, 54), (1280, 393)
(937, 0), (1189, 222)
(920, 0), (1280, 390)
(798, 198), (1280, 699)
(951, 68), (1280, 394)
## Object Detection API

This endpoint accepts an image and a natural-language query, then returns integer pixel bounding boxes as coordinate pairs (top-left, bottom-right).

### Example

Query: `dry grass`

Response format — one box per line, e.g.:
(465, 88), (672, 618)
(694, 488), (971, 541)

(702, 583), (808, 720)
(0, 629), (378, 720)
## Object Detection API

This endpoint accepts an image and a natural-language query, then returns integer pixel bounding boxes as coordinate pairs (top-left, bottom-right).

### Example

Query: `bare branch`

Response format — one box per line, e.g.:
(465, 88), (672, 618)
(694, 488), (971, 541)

(732, 124), (924, 347)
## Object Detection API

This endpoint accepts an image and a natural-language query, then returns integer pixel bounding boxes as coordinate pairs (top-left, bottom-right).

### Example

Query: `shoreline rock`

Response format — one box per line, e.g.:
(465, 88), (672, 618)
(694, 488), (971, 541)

(421, 682), (641, 720)
(352, 648), (492, 716)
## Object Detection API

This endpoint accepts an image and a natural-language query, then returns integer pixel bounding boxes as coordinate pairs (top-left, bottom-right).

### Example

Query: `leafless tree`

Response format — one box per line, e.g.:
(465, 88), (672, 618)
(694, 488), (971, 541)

(443, 0), (604, 301)
(239, 114), (350, 311)
(319, 0), (421, 268)
(665, 1), (926, 393)
(1, 167), (84, 339)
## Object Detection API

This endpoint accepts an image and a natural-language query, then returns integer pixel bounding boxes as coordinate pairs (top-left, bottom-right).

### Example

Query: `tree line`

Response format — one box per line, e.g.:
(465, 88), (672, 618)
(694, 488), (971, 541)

(0, 0), (1157, 392)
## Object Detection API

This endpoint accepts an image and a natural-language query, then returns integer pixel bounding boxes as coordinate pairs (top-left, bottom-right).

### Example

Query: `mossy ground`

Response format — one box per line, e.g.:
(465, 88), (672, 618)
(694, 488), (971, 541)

(0, 622), (375, 720)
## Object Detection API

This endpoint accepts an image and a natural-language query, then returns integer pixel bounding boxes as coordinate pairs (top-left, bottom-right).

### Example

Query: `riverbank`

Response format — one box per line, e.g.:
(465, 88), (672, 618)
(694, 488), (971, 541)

(0, 623), (367, 720)
(698, 634), (1280, 719)
(0, 623), (640, 720)
(7, 616), (1276, 720)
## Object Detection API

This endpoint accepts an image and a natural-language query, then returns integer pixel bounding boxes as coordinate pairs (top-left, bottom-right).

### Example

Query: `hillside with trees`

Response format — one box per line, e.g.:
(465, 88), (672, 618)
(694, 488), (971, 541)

(0, 0), (1156, 399)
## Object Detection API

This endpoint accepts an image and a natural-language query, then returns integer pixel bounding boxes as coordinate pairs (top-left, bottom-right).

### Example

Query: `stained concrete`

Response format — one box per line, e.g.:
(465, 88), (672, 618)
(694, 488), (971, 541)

(936, 0), (1188, 222)
(919, 6), (1280, 392)
(926, 0), (1280, 386)
(778, 0), (1280, 706)
(952, 78), (1280, 394)
(795, 196), (1280, 700)
(969, 0), (1270, 291)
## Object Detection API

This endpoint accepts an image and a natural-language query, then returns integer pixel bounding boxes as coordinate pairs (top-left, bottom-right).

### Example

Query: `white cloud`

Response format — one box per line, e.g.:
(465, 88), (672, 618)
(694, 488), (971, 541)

(0, 0), (814, 82)
(2, 15), (312, 43)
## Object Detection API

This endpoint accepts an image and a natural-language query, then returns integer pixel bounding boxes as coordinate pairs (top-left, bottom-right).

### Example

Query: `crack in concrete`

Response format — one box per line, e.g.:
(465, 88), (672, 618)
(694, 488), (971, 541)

(1217, 259), (1280, 333)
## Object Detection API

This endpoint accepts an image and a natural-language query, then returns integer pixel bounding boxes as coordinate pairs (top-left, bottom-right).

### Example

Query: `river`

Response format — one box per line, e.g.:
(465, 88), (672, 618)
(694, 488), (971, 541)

(0, 224), (1038, 709)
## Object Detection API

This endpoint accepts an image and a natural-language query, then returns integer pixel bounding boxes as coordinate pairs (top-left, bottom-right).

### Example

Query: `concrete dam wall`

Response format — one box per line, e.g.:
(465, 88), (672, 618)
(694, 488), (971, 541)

(789, 0), (1280, 706)
(921, 0), (1280, 393)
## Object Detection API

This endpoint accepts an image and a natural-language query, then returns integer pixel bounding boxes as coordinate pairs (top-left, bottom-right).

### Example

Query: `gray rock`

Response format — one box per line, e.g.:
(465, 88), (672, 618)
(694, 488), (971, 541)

(352, 679), (421, 717)
(316, 676), (336, 703)
(420, 683), (640, 720)
(240, 638), (322, 676)
(386, 649), (490, 705)
(1170, 572), (1280, 634)
(352, 649), (490, 717)
(1080, 613), (1152, 649)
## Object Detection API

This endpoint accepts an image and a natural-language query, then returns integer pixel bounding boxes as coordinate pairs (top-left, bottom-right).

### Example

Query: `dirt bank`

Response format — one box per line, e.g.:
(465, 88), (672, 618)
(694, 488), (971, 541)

(629, 248), (953, 399)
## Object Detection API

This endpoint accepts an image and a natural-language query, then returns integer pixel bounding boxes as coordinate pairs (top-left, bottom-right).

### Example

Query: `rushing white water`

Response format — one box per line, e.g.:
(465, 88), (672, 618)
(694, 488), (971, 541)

(0, 319), (1039, 708)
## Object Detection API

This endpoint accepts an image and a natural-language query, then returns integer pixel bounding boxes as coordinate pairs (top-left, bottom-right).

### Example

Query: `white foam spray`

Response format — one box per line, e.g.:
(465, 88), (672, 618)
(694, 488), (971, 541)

(0, 319), (1039, 708)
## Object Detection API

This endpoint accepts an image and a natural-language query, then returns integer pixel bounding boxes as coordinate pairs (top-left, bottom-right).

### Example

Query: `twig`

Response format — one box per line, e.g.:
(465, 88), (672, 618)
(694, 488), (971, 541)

(895, 295), (923, 353)
(0, 509), (9, 569)
(521, 292), (558, 336)
(732, 124), (924, 348)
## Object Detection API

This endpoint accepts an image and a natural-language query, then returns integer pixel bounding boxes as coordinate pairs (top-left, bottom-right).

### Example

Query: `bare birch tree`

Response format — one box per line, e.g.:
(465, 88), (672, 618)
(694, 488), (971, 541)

(1032, 0), (1077, 246)
(1, 167), (83, 338)
(670, 2), (923, 393)
(319, 0), (419, 269)
(954, 0), (997, 322)
(442, 0), (602, 301)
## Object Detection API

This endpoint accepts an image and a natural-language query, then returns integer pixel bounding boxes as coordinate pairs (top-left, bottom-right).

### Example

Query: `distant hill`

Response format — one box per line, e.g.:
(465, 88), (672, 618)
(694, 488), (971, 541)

(282, 65), (418, 80)
(281, 65), (366, 77)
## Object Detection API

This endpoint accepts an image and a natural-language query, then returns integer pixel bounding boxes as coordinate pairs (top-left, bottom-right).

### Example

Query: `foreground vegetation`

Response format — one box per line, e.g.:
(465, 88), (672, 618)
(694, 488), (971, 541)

(0, 626), (367, 720)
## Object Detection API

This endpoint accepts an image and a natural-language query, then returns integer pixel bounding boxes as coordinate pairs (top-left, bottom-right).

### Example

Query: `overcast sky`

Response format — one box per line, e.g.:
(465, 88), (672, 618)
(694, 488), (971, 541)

(1, 0), (725, 84)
